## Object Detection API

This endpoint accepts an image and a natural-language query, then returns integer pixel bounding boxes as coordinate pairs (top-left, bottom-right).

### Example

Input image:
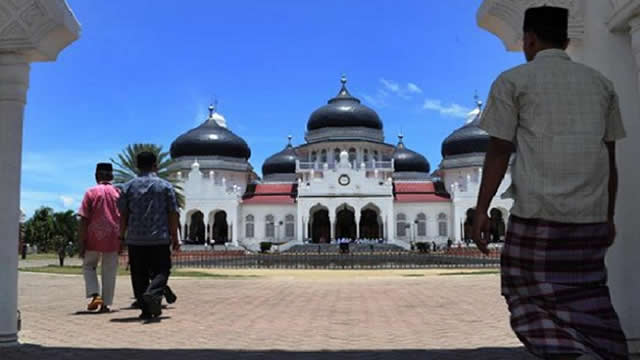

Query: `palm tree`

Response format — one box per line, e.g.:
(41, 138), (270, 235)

(111, 143), (184, 208)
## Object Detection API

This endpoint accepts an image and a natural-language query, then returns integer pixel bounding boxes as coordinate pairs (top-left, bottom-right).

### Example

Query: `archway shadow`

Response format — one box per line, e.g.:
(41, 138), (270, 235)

(4, 345), (538, 360)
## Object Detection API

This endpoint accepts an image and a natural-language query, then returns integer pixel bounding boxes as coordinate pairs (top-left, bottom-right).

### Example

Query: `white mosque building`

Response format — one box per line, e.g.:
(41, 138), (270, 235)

(168, 77), (513, 251)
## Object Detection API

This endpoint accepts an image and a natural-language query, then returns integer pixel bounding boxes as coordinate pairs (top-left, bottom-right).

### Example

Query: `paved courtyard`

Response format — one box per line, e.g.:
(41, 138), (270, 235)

(6, 269), (537, 359)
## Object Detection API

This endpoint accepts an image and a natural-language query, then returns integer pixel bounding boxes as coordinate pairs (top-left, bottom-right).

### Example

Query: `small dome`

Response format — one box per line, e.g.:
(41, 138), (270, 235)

(307, 76), (383, 131)
(441, 105), (489, 157)
(262, 136), (298, 175)
(170, 106), (251, 159)
(393, 135), (430, 173)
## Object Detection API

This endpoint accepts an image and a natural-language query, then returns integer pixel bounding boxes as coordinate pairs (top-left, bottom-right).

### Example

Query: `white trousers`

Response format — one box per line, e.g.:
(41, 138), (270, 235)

(83, 251), (119, 306)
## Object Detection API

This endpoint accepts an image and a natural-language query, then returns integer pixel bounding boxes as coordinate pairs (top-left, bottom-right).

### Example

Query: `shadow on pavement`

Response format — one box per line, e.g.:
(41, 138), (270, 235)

(4, 345), (537, 360)
(109, 316), (171, 324)
(72, 310), (120, 316)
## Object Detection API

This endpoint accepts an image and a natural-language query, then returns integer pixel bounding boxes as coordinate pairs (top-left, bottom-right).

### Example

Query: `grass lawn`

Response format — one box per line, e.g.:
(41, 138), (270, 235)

(20, 253), (59, 260)
(19, 266), (499, 279)
(19, 265), (258, 279)
(438, 270), (500, 276)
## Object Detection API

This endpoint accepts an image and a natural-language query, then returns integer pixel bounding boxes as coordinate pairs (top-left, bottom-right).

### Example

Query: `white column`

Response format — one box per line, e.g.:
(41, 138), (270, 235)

(0, 0), (79, 346)
(232, 216), (238, 246)
(0, 54), (29, 346)
(329, 216), (335, 242)
(355, 213), (361, 239)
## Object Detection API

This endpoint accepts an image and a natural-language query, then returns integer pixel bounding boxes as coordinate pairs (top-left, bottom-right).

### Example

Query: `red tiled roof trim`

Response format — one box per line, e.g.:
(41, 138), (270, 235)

(242, 195), (295, 204)
(395, 194), (451, 203)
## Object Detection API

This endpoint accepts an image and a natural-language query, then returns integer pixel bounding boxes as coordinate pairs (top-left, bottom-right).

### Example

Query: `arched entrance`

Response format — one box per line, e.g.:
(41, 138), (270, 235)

(188, 211), (206, 244)
(463, 208), (475, 244)
(359, 205), (381, 239)
(489, 208), (506, 242)
(310, 206), (330, 243)
(212, 211), (229, 244)
(335, 205), (356, 240)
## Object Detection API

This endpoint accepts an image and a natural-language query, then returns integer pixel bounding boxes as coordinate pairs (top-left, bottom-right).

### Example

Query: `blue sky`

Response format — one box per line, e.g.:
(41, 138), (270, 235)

(20, 0), (523, 217)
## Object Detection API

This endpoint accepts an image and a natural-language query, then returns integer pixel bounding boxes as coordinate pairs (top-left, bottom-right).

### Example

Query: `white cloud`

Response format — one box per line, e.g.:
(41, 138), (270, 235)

(380, 78), (401, 93)
(20, 149), (118, 218)
(376, 78), (423, 100)
(362, 94), (388, 108)
(407, 83), (422, 94)
(21, 190), (83, 217)
(59, 195), (75, 208)
(364, 78), (424, 106)
(423, 99), (472, 118)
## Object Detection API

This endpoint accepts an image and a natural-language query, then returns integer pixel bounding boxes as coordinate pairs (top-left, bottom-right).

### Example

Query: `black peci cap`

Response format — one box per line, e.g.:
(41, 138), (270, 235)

(96, 163), (113, 172)
(523, 6), (569, 43)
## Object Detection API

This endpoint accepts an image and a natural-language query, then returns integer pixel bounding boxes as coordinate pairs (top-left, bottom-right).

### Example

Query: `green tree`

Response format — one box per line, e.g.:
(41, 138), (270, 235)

(23, 207), (55, 252)
(51, 210), (79, 266)
(111, 143), (184, 208)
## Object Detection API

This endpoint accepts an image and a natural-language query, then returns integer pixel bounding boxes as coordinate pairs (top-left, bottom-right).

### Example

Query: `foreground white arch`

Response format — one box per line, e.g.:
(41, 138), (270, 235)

(0, 0), (80, 345)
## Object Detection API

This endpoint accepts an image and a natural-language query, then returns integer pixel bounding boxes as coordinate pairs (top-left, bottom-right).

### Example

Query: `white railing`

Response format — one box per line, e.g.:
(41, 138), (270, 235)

(296, 160), (394, 172)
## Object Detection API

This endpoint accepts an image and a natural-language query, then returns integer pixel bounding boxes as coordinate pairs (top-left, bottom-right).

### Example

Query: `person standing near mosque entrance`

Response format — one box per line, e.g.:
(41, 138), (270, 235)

(78, 163), (121, 313)
(472, 6), (629, 359)
(119, 151), (180, 320)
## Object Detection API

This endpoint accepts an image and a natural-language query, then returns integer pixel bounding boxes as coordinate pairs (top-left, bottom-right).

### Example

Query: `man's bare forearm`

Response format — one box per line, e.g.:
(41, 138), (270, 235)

(119, 209), (128, 239)
(78, 217), (89, 246)
(476, 137), (514, 213)
(168, 211), (179, 241)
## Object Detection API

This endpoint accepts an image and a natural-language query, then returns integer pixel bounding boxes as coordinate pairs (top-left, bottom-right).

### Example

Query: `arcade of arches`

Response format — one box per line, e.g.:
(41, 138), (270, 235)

(184, 210), (229, 245)
(309, 205), (382, 244)
(462, 207), (506, 242)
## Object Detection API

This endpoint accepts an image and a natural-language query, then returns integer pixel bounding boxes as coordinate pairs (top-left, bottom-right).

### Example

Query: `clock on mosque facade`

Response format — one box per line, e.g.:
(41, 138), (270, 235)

(338, 174), (350, 186)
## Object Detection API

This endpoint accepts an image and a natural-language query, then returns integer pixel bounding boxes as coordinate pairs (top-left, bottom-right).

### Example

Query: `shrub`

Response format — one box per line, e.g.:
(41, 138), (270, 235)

(415, 242), (430, 253)
(260, 242), (273, 253)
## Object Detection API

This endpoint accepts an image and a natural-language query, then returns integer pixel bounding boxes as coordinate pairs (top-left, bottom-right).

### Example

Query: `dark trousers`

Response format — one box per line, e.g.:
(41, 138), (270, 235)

(128, 245), (171, 313)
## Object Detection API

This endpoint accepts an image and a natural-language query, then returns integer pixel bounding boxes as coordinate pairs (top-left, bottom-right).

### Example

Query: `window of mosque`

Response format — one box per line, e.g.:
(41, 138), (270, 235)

(265, 215), (275, 238)
(285, 214), (295, 238)
(311, 151), (317, 163)
(396, 213), (407, 237)
(348, 148), (357, 163)
(438, 213), (448, 237)
(334, 148), (341, 162)
(416, 213), (427, 237)
(245, 214), (254, 238)
(320, 149), (327, 163)
(363, 149), (369, 162)
(373, 150), (379, 161)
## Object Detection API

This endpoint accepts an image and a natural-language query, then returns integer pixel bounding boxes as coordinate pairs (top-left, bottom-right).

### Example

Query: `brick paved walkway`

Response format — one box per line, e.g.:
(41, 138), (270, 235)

(5, 270), (538, 359)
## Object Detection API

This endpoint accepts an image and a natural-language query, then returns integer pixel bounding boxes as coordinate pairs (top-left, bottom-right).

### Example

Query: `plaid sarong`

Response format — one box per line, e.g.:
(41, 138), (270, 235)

(501, 215), (629, 359)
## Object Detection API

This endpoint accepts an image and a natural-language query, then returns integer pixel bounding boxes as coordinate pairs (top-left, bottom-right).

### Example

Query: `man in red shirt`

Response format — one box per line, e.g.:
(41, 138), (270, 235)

(78, 163), (121, 313)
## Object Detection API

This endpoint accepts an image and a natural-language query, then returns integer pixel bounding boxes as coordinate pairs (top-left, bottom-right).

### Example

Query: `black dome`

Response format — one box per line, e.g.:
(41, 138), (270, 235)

(393, 136), (430, 173)
(170, 110), (251, 159)
(307, 77), (383, 131)
(441, 117), (489, 158)
(262, 139), (298, 175)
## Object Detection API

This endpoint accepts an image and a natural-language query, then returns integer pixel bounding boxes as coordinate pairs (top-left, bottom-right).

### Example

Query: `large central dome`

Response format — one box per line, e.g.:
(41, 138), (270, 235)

(307, 76), (383, 131)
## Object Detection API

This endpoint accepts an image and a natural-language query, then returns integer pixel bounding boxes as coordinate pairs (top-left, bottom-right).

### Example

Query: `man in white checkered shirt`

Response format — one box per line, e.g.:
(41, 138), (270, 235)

(471, 5), (628, 360)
